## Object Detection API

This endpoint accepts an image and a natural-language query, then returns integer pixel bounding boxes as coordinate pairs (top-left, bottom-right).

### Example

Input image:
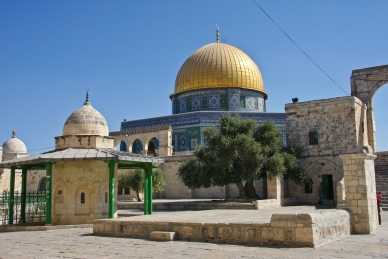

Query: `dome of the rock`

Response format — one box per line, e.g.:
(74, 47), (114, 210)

(174, 42), (266, 98)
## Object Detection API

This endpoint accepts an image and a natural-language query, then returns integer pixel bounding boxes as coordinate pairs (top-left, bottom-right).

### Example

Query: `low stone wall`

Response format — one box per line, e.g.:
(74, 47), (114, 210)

(93, 210), (350, 247)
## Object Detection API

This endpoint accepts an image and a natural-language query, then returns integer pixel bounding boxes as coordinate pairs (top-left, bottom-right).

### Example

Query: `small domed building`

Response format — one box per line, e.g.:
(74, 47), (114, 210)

(0, 131), (46, 194)
(0, 93), (163, 225)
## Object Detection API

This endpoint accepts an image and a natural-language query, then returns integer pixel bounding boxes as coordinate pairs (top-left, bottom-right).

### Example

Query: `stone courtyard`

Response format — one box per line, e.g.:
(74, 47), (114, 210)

(0, 211), (387, 259)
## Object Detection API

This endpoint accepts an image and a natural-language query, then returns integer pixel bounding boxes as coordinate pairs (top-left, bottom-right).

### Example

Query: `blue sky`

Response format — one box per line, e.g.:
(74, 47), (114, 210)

(1, 0), (387, 154)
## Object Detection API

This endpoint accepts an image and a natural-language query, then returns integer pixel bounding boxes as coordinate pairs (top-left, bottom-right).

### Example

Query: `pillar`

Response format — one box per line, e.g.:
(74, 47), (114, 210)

(144, 164), (153, 215)
(45, 163), (52, 225)
(8, 166), (15, 224)
(266, 173), (283, 205)
(366, 106), (376, 152)
(340, 153), (378, 233)
(20, 167), (27, 223)
(108, 161), (115, 219)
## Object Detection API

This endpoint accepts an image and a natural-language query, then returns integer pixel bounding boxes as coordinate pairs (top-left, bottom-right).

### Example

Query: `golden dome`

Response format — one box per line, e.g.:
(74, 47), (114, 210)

(174, 42), (266, 98)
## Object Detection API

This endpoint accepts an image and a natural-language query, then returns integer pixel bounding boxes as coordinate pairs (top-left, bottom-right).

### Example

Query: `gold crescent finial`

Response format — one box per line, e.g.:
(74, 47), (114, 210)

(216, 25), (220, 42)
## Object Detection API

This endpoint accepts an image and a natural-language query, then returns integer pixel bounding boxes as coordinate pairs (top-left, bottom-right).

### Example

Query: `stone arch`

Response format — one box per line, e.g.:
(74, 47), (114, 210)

(75, 184), (91, 215)
(145, 136), (160, 156)
(69, 177), (94, 192)
(113, 137), (130, 152)
(38, 176), (46, 192)
(351, 64), (388, 152)
(303, 156), (344, 204)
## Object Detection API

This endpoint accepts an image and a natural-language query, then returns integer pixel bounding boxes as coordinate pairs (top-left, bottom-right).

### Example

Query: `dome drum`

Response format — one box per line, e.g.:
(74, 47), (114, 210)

(172, 88), (266, 114)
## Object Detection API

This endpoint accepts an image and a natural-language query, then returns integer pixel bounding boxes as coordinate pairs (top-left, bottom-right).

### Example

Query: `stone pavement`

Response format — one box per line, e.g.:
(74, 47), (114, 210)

(0, 212), (387, 258)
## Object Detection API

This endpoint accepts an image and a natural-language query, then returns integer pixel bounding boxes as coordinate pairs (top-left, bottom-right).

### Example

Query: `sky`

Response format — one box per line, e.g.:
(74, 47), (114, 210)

(1, 0), (388, 154)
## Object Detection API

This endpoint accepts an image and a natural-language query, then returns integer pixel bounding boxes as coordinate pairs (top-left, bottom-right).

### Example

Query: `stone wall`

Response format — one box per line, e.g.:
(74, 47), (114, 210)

(160, 155), (266, 199)
(375, 151), (388, 176)
(51, 160), (117, 225)
(285, 96), (366, 156)
(160, 155), (192, 199)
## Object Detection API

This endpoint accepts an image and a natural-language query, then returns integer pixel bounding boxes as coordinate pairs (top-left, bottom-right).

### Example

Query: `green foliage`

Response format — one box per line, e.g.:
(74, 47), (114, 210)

(152, 166), (166, 193)
(129, 169), (145, 194)
(177, 115), (308, 197)
(118, 166), (166, 195)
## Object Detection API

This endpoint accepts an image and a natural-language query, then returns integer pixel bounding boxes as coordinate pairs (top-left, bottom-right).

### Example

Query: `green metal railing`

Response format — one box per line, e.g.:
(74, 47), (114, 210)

(0, 191), (46, 225)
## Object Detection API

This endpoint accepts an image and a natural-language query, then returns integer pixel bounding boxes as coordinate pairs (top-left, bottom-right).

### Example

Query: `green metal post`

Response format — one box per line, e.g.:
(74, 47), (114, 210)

(108, 161), (115, 218)
(144, 164), (153, 215)
(8, 166), (15, 224)
(20, 167), (27, 223)
(143, 167), (149, 215)
(45, 163), (52, 225)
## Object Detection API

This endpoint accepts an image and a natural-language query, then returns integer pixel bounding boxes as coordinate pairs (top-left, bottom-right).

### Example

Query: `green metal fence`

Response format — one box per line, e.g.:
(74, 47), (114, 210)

(0, 191), (46, 225)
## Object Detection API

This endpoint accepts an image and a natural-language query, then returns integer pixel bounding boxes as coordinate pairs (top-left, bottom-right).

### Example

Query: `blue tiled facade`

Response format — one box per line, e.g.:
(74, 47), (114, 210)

(121, 111), (286, 153)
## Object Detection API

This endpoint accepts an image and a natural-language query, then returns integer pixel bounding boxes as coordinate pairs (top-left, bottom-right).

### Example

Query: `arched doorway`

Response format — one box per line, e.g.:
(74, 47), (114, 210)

(39, 177), (46, 192)
(147, 137), (159, 156)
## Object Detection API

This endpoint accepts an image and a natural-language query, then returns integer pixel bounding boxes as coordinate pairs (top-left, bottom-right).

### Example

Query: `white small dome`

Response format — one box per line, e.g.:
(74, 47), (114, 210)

(2, 131), (27, 154)
(62, 93), (109, 136)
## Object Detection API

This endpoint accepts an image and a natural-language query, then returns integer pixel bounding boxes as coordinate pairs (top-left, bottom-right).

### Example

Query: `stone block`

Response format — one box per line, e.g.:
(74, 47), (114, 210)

(150, 231), (176, 241)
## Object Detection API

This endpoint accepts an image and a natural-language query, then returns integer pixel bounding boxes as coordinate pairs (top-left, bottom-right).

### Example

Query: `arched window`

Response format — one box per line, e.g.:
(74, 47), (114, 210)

(39, 177), (46, 192)
(81, 192), (85, 203)
(105, 192), (108, 203)
(132, 139), (143, 154)
(119, 141), (127, 151)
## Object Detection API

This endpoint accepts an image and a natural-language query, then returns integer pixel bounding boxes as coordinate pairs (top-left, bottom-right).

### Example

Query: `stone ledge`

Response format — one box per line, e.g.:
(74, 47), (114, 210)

(253, 199), (280, 209)
(150, 231), (176, 241)
(0, 224), (92, 232)
(93, 210), (350, 247)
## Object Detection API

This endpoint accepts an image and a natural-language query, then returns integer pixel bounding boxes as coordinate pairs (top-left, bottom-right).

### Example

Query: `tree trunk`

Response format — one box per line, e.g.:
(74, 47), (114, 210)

(136, 192), (142, 201)
(244, 180), (260, 199)
(235, 182), (247, 198)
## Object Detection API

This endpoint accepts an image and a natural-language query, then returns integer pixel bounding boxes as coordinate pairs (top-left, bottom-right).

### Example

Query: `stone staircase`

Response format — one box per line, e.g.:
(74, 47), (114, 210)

(375, 174), (388, 211)
(375, 152), (388, 211)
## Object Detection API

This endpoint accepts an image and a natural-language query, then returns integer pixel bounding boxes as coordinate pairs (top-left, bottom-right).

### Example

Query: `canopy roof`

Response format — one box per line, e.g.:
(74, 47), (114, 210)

(0, 148), (164, 169)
